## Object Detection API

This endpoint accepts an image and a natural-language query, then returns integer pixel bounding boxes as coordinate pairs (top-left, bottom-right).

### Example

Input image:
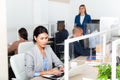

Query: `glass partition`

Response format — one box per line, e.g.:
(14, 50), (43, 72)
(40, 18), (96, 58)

(65, 24), (120, 80)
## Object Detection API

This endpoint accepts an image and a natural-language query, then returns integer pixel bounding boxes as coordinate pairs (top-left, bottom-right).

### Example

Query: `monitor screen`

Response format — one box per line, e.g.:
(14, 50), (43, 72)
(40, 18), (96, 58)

(91, 19), (100, 24)
(86, 23), (100, 34)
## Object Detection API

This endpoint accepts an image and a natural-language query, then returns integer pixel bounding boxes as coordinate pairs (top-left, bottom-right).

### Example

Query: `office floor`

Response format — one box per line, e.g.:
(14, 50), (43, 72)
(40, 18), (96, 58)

(9, 67), (15, 80)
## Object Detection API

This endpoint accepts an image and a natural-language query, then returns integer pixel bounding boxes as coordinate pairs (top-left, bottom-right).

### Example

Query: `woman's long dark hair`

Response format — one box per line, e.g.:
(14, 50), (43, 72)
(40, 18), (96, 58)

(18, 28), (28, 40)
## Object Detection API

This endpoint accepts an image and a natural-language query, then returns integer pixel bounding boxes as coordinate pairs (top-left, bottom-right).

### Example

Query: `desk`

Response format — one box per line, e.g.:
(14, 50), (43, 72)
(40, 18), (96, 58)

(69, 56), (98, 80)
(31, 56), (99, 80)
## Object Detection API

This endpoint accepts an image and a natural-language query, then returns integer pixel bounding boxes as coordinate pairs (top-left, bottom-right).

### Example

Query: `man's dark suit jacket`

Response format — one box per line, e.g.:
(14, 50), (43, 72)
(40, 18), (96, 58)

(55, 29), (69, 43)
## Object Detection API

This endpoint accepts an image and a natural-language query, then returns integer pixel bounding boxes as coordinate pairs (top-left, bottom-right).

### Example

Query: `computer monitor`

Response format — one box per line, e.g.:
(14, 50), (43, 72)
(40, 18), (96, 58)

(91, 19), (100, 24)
(86, 23), (100, 48)
(86, 23), (100, 34)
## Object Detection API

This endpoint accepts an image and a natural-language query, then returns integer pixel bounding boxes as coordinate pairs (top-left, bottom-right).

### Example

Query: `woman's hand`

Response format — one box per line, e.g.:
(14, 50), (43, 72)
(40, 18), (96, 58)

(50, 69), (61, 76)
(40, 68), (64, 76)
(58, 67), (64, 72)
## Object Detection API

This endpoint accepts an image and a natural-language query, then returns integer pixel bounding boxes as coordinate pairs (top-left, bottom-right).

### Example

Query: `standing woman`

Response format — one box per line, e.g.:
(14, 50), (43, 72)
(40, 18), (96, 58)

(74, 4), (92, 35)
(25, 26), (64, 79)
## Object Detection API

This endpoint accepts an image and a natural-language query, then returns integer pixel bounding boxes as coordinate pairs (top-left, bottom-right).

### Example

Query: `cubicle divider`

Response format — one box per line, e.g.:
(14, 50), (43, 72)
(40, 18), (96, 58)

(64, 25), (120, 80)
(112, 39), (120, 80)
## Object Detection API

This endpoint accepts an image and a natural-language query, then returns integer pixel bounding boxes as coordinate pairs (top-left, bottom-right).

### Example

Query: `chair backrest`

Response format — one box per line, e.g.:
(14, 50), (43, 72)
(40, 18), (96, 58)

(10, 54), (28, 80)
(18, 41), (34, 54)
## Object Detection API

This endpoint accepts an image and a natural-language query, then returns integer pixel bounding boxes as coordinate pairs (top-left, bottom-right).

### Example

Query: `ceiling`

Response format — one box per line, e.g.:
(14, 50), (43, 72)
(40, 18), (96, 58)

(49, 0), (70, 3)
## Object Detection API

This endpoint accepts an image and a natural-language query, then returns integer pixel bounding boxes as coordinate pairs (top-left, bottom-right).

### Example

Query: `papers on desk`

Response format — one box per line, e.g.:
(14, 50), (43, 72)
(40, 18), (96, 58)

(85, 61), (100, 66)
(85, 56), (101, 66)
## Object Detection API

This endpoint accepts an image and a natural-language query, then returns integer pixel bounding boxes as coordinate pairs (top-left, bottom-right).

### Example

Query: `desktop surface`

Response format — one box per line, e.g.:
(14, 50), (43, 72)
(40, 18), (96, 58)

(69, 56), (98, 80)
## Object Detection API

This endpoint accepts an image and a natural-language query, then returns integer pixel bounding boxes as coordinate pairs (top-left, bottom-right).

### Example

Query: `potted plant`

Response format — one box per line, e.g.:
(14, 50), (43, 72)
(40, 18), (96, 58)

(97, 64), (120, 80)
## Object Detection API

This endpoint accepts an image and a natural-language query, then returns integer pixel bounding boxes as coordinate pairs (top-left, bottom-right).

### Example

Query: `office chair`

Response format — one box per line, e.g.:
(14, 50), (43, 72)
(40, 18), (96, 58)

(56, 42), (64, 61)
(10, 53), (28, 80)
(18, 41), (34, 54)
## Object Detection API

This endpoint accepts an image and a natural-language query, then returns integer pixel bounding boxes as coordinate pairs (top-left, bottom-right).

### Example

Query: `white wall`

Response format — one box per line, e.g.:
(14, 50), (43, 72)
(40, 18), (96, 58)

(70, 0), (120, 19)
(48, 1), (69, 23)
(69, 0), (120, 29)
(48, 1), (70, 34)
(7, 0), (48, 43)
(7, 0), (33, 43)
(7, 0), (33, 28)
(33, 0), (48, 25)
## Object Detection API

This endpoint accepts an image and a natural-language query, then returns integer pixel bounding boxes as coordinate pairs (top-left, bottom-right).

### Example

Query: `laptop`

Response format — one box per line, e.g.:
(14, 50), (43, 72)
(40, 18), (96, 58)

(42, 72), (64, 80)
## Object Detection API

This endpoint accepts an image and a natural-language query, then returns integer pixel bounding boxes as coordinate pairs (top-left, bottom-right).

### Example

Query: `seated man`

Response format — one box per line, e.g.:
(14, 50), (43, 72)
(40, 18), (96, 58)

(55, 23), (69, 43)
(54, 23), (69, 57)
(70, 27), (96, 58)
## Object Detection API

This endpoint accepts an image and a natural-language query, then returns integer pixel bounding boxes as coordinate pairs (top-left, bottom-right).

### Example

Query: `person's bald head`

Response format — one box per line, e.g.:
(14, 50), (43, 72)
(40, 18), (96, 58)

(72, 27), (83, 37)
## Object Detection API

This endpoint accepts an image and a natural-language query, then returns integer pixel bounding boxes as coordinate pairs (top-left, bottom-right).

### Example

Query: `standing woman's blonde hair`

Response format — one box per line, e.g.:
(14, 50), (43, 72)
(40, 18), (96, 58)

(79, 4), (87, 15)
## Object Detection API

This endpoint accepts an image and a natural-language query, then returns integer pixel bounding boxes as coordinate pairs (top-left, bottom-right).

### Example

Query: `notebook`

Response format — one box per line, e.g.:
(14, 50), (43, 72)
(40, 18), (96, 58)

(87, 56), (96, 60)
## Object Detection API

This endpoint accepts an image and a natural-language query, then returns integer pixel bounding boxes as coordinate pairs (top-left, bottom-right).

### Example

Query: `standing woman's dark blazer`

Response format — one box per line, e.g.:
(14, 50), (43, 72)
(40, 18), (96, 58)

(74, 14), (92, 35)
